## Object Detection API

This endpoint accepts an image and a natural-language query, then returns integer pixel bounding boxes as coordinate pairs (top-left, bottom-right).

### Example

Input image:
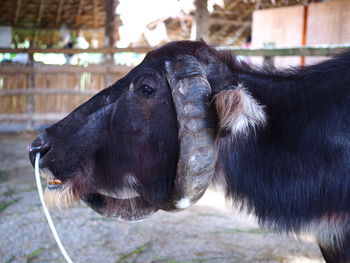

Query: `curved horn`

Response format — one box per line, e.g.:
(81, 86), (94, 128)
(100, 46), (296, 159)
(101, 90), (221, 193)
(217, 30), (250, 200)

(163, 55), (218, 211)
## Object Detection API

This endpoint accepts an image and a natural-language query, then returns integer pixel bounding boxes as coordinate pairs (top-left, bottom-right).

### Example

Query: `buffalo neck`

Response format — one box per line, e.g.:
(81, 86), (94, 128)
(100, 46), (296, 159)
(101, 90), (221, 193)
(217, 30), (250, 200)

(214, 51), (350, 231)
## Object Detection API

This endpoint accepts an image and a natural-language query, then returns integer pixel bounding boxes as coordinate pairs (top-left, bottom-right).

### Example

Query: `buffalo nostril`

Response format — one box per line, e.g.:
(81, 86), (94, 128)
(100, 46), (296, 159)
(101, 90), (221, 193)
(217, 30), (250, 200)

(29, 134), (52, 166)
(29, 143), (51, 156)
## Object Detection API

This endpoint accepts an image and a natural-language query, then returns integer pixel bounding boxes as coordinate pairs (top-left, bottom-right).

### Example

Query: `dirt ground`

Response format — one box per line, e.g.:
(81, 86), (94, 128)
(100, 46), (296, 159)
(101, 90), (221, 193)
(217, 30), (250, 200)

(0, 133), (325, 263)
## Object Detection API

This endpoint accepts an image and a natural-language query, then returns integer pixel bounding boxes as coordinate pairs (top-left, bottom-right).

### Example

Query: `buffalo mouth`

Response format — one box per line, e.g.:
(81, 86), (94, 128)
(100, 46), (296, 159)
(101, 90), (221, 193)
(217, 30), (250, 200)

(40, 170), (157, 222)
(47, 179), (63, 190)
(38, 169), (68, 191)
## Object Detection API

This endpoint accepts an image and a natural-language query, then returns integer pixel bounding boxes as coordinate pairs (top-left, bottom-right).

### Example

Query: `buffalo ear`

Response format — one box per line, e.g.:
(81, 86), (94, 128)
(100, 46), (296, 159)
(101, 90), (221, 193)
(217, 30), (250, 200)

(214, 85), (267, 137)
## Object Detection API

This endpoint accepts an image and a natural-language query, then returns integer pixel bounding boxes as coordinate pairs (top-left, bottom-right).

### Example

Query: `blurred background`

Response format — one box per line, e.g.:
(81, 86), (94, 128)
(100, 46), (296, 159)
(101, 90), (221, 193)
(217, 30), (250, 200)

(0, 0), (349, 262)
(0, 0), (349, 132)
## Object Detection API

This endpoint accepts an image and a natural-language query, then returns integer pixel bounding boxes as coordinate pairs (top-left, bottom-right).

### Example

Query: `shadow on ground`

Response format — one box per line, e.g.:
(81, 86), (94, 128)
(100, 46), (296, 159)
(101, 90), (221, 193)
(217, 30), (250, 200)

(0, 133), (324, 263)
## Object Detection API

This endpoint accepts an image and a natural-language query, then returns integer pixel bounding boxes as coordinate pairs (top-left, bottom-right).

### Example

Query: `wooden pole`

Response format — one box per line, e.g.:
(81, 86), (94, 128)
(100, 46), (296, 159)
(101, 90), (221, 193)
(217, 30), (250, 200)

(26, 37), (36, 130)
(301, 5), (309, 66)
(76, 0), (84, 26)
(104, 0), (119, 64)
(105, 2), (117, 45)
(56, 0), (64, 25)
(36, 0), (45, 26)
(14, 0), (22, 25)
(262, 42), (275, 68)
(93, 0), (98, 28)
(194, 0), (209, 41)
(26, 61), (35, 131)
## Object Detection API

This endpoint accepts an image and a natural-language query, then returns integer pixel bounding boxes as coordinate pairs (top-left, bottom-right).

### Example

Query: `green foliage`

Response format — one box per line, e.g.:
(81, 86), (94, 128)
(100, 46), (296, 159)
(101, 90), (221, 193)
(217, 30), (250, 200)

(25, 248), (45, 263)
(0, 198), (21, 213)
(0, 170), (6, 183)
(117, 242), (152, 263)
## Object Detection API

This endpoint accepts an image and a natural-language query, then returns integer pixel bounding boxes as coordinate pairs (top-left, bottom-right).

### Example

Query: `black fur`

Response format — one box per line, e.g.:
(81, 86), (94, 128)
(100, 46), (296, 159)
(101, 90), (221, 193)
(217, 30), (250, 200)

(216, 50), (350, 262)
(220, 51), (350, 226)
(320, 233), (350, 262)
(29, 41), (350, 262)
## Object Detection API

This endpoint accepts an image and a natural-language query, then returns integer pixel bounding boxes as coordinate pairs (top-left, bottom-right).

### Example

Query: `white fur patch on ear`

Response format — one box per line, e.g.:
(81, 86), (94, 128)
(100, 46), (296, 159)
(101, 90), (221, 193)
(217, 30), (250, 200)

(214, 84), (266, 136)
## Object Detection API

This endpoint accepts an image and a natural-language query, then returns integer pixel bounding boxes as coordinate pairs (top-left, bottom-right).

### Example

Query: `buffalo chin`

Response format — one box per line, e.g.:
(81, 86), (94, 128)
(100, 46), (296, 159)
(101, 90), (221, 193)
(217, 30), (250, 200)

(81, 192), (158, 222)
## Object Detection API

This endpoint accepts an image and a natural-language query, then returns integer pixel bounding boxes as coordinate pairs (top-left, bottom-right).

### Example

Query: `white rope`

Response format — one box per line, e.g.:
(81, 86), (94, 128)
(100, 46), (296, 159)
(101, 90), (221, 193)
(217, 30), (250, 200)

(34, 152), (74, 263)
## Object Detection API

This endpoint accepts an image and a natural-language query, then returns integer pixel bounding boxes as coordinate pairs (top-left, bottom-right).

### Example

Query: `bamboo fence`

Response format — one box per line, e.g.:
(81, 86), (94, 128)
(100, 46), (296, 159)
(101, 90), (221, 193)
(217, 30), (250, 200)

(0, 64), (131, 129)
(0, 44), (349, 131)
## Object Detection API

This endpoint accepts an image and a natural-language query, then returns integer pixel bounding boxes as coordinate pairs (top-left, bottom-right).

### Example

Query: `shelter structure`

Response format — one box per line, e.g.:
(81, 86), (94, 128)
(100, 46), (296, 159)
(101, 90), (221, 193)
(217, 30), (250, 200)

(139, 0), (329, 46)
(0, 0), (121, 48)
(0, 0), (348, 132)
(0, 0), (125, 132)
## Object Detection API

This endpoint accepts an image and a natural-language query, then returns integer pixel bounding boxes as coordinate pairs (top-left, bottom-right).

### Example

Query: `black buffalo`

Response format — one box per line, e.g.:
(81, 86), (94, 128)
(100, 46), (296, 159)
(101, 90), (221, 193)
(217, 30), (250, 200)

(29, 41), (350, 263)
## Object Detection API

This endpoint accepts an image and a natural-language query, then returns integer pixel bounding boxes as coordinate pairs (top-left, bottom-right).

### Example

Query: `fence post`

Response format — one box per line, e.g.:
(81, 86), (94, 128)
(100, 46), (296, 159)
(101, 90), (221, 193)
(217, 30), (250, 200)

(105, 66), (112, 87)
(26, 53), (35, 131)
(263, 42), (275, 68)
(263, 56), (274, 68)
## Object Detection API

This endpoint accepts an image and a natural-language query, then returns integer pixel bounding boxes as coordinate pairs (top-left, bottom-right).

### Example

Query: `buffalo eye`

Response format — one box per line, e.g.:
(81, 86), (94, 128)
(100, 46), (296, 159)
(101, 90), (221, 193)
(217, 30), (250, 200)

(140, 84), (155, 97)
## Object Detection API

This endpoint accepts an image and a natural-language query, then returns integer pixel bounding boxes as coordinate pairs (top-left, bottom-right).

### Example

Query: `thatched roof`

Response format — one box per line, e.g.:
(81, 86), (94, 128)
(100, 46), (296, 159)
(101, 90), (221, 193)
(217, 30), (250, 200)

(208, 0), (317, 44)
(0, 0), (107, 30)
(0, 0), (121, 48)
(143, 0), (326, 46)
(0, 0), (329, 48)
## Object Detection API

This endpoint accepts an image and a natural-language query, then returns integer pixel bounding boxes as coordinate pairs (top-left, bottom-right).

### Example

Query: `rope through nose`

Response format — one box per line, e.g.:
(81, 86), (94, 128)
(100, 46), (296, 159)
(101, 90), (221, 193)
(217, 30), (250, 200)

(35, 152), (74, 263)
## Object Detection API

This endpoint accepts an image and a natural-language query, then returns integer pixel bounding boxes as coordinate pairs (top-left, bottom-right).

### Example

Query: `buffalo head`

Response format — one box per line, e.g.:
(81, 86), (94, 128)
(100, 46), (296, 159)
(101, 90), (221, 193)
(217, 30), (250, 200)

(29, 41), (265, 221)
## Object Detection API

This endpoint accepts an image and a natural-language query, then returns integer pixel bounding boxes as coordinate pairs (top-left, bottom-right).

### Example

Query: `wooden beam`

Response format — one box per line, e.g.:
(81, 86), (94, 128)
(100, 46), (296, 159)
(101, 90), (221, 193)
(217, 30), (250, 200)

(1, 44), (349, 57)
(51, 30), (56, 45)
(0, 46), (151, 54)
(14, 26), (104, 31)
(14, 0), (22, 25)
(226, 24), (250, 45)
(301, 5), (309, 66)
(212, 9), (253, 21)
(30, 30), (38, 49)
(217, 24), (230, 36)
(225, 0), (240, 11)
(215, 44), (350, 56)
(103, 0), (119, 65)
(194, 0), (209, 41)
(56, 0), (64, 25)
(93, 0), (98, 28)
(0, 113), (68, 122)
(209, 18), (251, 27)
(104, 0), (117, 47)
(0, 88), (98, 96)
(76, 0), (84, 25)
(212, 10), (235, 15)
(0, 64), (132, 74)
(36, 0), (45, 26)
(26, 63), (35, 130)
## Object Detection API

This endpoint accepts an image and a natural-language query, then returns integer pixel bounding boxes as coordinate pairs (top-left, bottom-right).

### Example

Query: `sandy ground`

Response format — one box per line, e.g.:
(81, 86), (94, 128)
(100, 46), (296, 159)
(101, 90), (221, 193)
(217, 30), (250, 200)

(0, 133), (325, 263)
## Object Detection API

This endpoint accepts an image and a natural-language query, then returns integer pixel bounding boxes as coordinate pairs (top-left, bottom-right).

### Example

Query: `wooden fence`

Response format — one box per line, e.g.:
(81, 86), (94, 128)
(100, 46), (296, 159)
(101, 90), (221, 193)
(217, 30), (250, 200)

(1, 43), (349, 56)
(0, 44), (349, 131)
(0, 64), (131, 130)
